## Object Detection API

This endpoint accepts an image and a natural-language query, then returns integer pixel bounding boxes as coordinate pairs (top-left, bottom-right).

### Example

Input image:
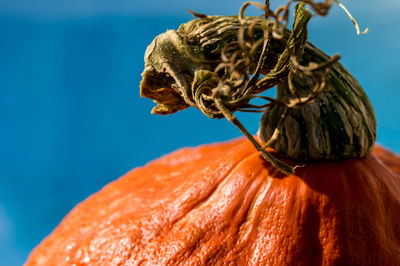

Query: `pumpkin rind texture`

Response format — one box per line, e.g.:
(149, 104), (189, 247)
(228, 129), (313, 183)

(26, 138), (400, 266)
(373, 145), (400, 175)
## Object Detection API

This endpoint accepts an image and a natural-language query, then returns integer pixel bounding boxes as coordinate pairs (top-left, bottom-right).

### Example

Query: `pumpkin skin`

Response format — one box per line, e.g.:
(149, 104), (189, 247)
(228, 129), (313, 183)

(26, 138), (400, 265)
(373, 145), (400, 175)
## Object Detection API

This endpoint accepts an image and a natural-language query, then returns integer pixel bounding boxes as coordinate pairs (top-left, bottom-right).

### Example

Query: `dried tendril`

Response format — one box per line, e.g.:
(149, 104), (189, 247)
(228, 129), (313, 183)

(179, 0), (366, 174)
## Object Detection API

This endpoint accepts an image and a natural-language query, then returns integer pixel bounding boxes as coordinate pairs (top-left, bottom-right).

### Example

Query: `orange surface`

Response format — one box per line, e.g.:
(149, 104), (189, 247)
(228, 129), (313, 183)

(26, 138), (400, 265)
(373, 145), (400, 175)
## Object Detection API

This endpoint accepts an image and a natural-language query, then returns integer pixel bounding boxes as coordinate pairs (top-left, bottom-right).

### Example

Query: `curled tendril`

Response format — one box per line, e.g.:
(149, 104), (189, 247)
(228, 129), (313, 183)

(180, 0), (366, 174)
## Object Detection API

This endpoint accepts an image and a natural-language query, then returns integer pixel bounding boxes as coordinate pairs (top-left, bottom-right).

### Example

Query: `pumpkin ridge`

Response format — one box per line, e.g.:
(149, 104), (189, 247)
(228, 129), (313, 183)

(303, 156), (400, 264)
(232, 170), (273, 261)
(320, 161), (354, 263)
(166, 146), (258, 228)
(234, 170), (292, 264)
(116, 144), (259, 264)
(156, 152), (265, 264)
(347, 157), (400, 263)
(208, 152), (273, 264)
(229, 154), (268, 239)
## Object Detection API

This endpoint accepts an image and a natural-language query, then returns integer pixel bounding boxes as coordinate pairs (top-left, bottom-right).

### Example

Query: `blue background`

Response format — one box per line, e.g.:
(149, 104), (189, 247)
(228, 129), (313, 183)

(1, 0), (399, 264)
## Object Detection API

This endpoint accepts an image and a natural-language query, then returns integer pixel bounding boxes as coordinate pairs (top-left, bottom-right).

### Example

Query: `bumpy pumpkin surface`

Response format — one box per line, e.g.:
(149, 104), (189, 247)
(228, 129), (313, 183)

(26, 138), (400, 265)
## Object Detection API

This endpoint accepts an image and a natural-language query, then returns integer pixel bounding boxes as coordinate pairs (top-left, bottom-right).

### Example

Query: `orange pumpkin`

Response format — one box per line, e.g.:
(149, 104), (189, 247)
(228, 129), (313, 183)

(26, 138), (400, 265)
(373, 145), (400, 175)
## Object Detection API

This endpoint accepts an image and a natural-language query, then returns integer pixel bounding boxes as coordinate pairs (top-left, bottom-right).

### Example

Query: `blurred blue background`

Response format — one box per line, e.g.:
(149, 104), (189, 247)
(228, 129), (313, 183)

(0, 0), (399, 264)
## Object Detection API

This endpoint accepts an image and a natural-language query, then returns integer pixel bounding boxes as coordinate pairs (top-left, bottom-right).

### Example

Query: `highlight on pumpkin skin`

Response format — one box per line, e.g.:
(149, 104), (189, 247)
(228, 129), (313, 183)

(25, 138), (400, 265)
(140, 0), (376, 174)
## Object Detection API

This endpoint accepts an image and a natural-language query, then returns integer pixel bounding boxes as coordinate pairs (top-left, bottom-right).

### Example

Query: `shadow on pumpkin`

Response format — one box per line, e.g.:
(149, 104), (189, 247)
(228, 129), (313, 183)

(260, 150), (400, 263)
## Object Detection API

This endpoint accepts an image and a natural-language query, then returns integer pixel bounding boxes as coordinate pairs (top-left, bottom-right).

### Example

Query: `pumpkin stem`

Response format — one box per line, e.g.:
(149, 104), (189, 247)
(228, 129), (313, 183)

(141, 0), (375, 172)
(261, 108), (290, 149)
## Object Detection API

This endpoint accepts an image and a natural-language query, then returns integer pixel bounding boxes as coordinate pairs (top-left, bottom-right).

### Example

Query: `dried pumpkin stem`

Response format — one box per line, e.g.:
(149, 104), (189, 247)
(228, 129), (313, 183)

(261, 108), (290, 149)
(140, 0), (375, 174)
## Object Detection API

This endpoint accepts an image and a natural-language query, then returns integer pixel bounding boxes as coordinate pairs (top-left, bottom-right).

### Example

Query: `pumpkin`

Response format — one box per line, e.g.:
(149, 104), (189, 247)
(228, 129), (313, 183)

(26, 138), (400, 265)
(373, 145), (400, 175)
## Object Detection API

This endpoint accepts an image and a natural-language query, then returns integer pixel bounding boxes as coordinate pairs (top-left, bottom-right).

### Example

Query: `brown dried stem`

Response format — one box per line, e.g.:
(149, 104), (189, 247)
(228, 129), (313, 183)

(181, 0), (362, 174)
